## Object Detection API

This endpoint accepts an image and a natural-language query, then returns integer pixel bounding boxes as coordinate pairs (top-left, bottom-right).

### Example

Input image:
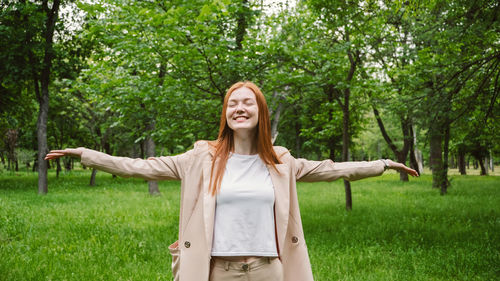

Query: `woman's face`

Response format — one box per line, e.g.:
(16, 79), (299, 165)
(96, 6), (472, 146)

(225, 87), (259, 134)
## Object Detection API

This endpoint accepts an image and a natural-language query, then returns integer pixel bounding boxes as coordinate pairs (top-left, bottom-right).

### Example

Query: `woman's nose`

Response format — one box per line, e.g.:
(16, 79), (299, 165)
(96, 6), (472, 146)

(235, 103), (245, 112)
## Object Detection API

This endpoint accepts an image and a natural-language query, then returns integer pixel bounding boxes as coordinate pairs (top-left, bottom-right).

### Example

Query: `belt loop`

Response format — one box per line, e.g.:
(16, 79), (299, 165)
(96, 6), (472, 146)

(224, 261), (230, 271)
(267, 257), (271, 264)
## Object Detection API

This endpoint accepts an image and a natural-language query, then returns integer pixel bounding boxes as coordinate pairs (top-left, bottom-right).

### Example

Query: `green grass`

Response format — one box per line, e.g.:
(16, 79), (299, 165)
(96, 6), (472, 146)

(0, 171), (498, 280)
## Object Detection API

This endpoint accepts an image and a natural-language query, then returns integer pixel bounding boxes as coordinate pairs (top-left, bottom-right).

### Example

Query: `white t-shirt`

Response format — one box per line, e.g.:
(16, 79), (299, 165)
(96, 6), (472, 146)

(210, 153), (279, 257)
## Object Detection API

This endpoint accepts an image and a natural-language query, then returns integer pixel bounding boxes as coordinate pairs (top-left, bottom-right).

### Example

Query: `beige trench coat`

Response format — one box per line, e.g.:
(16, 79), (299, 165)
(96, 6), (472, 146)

(81, 141), (385, 281)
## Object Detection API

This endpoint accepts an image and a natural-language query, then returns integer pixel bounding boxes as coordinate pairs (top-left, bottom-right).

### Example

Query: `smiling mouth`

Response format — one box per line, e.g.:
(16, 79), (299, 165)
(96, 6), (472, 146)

(234, 116), (249, 121)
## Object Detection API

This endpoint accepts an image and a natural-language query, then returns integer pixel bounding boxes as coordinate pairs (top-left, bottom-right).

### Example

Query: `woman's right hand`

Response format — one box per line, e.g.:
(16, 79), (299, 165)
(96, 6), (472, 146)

(45, 148), (83, 160)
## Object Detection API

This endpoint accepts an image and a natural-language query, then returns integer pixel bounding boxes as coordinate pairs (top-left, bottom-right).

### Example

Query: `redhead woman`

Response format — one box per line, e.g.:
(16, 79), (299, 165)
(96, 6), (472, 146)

(46, 81), (418, 281)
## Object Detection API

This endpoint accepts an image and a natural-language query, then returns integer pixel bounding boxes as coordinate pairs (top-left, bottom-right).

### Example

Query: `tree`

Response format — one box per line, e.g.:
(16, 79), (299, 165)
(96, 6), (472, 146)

(1, 0), (63, 193)
(402, 0), (499, 193)
(305, 0), (382, 209)
(367, 1), (423, 180)
(71, 0), (271, 193)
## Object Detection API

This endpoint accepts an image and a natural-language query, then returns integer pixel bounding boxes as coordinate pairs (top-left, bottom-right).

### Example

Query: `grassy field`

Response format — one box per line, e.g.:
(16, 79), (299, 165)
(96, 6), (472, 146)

(0, 170), (498, 280)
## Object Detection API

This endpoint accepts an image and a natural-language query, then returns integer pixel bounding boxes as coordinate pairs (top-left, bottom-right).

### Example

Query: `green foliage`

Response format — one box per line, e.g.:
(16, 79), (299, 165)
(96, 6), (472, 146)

(69, 0), (274, 154)
(0, 172), (498, 280)
(15, 148), (36, 166)
(1, 0), (498, 174)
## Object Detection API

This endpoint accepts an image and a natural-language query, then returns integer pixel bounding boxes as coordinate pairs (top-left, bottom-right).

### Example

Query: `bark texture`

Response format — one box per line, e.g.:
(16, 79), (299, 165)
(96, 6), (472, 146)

(458, 149), (466, 175)
(37, 0), (61, 194)
(37, 90), (49, 194)
(90, 168), (97, 186)
(429, 128), (443, 189)
(270, 90), (285, 144)
(145, 121), (160, 196)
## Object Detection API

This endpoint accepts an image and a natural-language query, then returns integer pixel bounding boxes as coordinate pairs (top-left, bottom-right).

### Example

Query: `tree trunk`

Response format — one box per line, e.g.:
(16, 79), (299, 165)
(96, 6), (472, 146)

(478, 157), (487, 175)
(429, 129), (443, 188)
(90, 168), (97, 186)
(271, 100), (283, 144)
(412, 148), (424, 175)
(342, 91), (352, 211)
(64, 158), (71, 171)
(449, 154), (456, 169)
(325, 86), (337, 161)
(36, 0), (61, 195)
(409, 125), (421, 175)
(294, 108), (301, 158)
(235, 0), (249, 50)
(340, 44), (360, 211)
(440, 124), (450, 195)
(458, 149), (466, 175)
(490, 151), (494, 172)
(37, 90), (49, 194)
(139, 140), (145, 159)
(397, 152), (409, 181)
(329, 136), (336, 162)
(56, 158), (61, 178)
(145, 122), (160, 196)
(372, 107), (411, 181)
(333, 32), (359, 210)
(417, 149), (424, 171)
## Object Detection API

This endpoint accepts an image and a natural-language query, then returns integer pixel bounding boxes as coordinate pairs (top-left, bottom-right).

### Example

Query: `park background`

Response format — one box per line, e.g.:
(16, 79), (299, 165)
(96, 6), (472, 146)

(0, 0), (499, 280)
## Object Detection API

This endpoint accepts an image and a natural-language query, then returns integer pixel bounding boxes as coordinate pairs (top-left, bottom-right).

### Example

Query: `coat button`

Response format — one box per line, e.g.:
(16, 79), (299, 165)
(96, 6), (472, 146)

(291, 236), (299, 243)
(184, 241), (191, 248)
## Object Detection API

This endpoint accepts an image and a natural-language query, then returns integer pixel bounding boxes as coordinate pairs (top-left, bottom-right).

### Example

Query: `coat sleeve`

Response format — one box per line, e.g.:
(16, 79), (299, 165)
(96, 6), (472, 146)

(275, 146), (385, 182)
(80, 148), (194, 181)
(294, 158), (385, 182)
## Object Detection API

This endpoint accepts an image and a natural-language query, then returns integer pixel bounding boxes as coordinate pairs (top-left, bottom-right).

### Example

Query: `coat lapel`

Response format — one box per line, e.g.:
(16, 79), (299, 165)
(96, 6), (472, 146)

(202, 158), (216, 253)
(268, 163), (290, 255)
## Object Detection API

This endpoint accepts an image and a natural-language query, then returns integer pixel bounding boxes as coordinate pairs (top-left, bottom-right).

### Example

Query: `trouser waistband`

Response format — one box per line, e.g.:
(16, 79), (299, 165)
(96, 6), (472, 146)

(211, 257), (277, 272)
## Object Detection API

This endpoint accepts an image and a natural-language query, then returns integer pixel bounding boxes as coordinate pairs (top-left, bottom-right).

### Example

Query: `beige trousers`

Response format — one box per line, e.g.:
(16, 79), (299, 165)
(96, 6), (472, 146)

(209, 257), (284, 281)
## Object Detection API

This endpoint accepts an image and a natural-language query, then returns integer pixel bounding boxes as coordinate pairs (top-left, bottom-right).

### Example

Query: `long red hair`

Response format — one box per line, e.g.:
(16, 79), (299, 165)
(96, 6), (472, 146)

(209, 81), (281, 195)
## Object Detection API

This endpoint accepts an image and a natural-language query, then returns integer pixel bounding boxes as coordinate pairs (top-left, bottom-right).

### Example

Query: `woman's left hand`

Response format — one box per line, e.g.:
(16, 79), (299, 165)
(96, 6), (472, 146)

(386, 160), (419, 177)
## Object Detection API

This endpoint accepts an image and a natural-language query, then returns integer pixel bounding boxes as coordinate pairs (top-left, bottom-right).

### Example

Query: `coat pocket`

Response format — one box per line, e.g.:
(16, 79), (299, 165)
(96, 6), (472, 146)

(168, 240), (180, 281)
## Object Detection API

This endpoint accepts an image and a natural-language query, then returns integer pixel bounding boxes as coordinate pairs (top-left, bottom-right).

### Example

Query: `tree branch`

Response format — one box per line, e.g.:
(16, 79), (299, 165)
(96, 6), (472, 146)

(372, 106), (399, 154)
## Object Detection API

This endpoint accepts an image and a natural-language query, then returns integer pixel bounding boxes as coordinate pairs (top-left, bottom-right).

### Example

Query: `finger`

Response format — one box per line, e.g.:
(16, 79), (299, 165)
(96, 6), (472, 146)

(49, 148), (82, 158)
(44, 153), (64, 160)
(49, 149), (67, 153)
(407, 168), (419, 177)
(46, 153), (64, 157)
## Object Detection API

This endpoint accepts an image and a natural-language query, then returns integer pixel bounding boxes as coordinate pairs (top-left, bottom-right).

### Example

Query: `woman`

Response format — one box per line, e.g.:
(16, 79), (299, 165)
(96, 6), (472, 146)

(46, 81), (418, 281)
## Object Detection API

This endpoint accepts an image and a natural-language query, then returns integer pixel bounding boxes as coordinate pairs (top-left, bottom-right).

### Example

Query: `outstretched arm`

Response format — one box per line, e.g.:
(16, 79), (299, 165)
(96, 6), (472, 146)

(45, 148), (191, 181)
(293, 157), (418, 182)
